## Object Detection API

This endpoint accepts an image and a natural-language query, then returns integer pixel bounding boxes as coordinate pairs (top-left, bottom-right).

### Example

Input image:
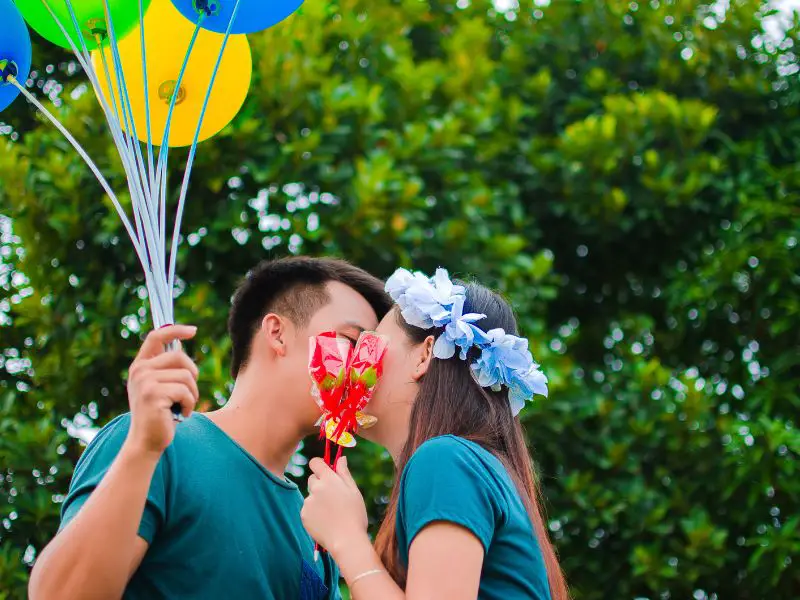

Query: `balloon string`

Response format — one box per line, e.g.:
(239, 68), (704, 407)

(138, 0), (156, 210)
(100, 1), (156, 216)
(152, 17), (204, 324)
(98, 41), (150, 209)
(39, 0), (136, 197)
(169, 0), (243, 293)
(95, 49), (147, 211)
(99, 1), (169, 309)
(58, 0), (134, 166)
(91, 53), (168, 326)
(100, 0), (172, 325)
(7, 77), (146, 270)
(95, 47), (147, 231)
(53, 0), (143, 205)
(49, 0), (170, 326)
(157, 154), (171, 321)
(98, 47), (154, 233)
(43, 0), (167, 324)
(153, 18), (203, 184)
(95, 45), (169, 325)
(55, 1), (146, 222)
(99, 1), (158, 237)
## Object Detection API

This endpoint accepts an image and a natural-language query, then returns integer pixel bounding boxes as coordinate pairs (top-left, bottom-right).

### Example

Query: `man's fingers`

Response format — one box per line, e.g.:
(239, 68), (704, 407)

(136, 325), (197, 360)
(153, 369), (200, 401)
(308, 457), (335, 479)
(143, 351), (199, 379)
(160, 383), (197, 418)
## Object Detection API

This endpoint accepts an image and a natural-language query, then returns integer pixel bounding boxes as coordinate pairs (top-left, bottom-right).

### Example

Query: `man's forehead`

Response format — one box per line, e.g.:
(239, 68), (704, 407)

(311, 302), (377, 333)
(312, 312), (375, 333)
(320, 281), (380, 327)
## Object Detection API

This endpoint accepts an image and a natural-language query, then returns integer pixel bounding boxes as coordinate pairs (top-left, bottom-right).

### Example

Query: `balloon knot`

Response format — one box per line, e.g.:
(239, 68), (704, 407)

(193, 0), (221, 17)
(0, 60), (18, 85)
(84, 18), (108, 40)
(158, 81), (187, 106)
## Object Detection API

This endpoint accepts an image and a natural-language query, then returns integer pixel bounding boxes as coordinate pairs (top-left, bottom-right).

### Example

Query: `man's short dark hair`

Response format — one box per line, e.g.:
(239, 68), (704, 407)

(228, 256), (391, 378)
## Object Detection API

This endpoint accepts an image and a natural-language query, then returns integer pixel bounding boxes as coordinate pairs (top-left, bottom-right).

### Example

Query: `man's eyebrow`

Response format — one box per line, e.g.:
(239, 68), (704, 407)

(339, 320), (367, 333)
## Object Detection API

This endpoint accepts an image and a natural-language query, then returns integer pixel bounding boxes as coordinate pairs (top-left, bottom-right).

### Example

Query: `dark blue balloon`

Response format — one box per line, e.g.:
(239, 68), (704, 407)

(170, 0), (303, 34)
(0, 0), (32, 112)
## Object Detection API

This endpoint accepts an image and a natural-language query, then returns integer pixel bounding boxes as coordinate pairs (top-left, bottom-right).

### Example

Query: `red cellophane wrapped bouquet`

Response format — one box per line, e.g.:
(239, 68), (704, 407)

(308, 331), (388, 466)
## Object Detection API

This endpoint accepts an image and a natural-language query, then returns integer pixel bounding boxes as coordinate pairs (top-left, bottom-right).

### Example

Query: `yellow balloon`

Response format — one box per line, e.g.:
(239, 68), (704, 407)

(91, 0), (251, 147)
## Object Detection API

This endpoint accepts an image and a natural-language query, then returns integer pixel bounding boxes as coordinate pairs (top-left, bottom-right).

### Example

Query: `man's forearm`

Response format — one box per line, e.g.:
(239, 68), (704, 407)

(29, 440), (160, 600)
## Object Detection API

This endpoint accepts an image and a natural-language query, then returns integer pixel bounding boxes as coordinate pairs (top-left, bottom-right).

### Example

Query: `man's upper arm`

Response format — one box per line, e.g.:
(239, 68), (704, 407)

(60, 414), (168, 544)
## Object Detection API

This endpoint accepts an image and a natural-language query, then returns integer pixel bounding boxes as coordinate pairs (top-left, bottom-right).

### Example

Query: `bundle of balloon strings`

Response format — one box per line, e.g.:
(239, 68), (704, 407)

(0, 0), (303, 417)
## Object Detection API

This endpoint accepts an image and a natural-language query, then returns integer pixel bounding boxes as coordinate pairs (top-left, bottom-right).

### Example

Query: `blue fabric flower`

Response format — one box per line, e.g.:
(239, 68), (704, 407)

(471, 329), (548, 416)
(385, 267), (464, 329)
(432, 295), (488, 360)
(507, 365), (549, 416)
(385, 267), (548, 416)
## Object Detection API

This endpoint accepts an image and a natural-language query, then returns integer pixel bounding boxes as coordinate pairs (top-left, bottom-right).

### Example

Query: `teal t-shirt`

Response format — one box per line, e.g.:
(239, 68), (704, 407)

(396, 435), (551, 600)
(60, 413), (340, 600)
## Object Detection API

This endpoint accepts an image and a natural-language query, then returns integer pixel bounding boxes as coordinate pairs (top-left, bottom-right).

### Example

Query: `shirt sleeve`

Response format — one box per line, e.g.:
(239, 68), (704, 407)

(59, 413), (169, 544)
(398, 436), (499, 555)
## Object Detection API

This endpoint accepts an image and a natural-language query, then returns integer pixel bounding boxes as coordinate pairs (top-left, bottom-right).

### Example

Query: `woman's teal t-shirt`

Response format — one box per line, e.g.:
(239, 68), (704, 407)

(396, 435), (551, 600)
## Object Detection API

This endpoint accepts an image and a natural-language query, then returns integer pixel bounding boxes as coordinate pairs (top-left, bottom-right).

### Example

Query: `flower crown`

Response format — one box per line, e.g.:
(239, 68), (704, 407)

(385, 267), (548, 415)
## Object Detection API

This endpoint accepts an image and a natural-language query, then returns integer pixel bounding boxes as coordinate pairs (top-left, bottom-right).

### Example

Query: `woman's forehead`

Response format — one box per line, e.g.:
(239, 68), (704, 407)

(377, 307), (403, 331)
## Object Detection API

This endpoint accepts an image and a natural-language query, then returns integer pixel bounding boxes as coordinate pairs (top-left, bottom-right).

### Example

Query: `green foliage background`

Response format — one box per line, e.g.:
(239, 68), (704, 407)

(1, 1), (798, 598)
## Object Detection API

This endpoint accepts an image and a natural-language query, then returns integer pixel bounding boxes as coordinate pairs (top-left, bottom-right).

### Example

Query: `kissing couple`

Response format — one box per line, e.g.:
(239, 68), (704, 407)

(30, 256), (567, 600)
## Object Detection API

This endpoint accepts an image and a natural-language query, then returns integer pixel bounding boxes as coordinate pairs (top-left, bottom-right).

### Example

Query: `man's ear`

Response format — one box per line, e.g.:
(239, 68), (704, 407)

(411, 335), (435, 382)
(261, 313), (288, 357)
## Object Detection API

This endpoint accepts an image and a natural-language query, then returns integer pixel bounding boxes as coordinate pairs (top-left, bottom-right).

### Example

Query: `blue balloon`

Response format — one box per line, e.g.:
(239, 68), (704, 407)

(0, 0), (32, 112)
(170, 0), (303, 34)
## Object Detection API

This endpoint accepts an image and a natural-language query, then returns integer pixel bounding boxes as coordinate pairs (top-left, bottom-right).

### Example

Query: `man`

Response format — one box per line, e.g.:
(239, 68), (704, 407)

(29, 257), (392, 600)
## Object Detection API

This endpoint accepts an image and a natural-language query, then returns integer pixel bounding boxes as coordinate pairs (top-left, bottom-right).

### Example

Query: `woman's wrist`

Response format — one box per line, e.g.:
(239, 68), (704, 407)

(330, 532), (383, 583)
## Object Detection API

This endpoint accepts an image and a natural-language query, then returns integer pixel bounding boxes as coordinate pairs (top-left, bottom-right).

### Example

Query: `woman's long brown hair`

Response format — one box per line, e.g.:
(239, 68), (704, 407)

(373, 282), (569, 599)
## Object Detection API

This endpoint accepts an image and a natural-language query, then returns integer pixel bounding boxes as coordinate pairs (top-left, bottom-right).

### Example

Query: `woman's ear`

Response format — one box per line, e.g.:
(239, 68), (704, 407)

(411, 335), (435, 381)
(261, 313), (288, 357)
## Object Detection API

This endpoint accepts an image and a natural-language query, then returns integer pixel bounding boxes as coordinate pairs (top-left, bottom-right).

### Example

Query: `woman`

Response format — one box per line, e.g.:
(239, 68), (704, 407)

(301, 268), (568, 599)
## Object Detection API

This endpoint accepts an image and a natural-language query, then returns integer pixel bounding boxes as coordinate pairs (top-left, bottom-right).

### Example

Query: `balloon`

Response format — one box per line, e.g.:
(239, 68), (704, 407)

(169, 0), (302, 34)
(15, 0), (151, 51)
(0, 0), (32, 112)
(91, 0), (251, 147)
